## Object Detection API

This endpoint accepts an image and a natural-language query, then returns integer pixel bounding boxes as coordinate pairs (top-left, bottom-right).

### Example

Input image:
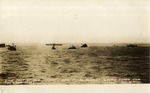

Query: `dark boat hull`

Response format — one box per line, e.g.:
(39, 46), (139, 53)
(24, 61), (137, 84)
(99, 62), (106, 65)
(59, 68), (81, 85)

(52, 46), (56, 50)
(0, 43), (5, 47)
(68, 46), (76, 49)
(127, 44), (138, 47)
(8, 46), (16, 51)
(81, 44), (88, 47)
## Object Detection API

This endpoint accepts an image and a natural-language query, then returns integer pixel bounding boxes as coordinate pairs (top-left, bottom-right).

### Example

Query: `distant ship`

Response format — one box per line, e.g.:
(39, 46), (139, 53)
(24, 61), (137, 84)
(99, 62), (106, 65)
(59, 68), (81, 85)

(68, 45), (76, 49)
(46, 43), (62, 50)
(127, 44), (138, 47)
(0, 43), (5, 47)
(114, 44), (119, 47)
(52, 44), (56, 50)
(6, 43), (16, 51)
(81, 43), (88, 47)
(7, 45), (16, 51)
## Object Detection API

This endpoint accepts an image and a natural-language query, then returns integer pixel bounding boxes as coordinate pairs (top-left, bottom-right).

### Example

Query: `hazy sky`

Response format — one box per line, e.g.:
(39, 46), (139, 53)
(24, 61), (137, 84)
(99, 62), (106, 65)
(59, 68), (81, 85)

(0, 0), (150, 43)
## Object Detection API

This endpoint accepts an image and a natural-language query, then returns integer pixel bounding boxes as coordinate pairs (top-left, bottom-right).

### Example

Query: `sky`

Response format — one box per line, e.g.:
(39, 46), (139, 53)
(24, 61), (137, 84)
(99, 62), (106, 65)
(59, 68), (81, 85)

(0, 0), (150, 43)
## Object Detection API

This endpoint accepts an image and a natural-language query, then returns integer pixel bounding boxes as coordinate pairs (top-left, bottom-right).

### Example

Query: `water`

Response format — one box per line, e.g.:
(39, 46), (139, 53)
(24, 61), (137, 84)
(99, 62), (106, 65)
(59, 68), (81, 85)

(0, 43), (149, 84)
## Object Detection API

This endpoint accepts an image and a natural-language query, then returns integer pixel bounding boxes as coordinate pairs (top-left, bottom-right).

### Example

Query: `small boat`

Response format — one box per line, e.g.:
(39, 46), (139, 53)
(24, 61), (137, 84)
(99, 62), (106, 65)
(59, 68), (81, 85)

(52, 45), (56, 50)
(7, 45), (16, 51)
(127, 44), (138, 47)
(6, 43), (16, 51)
(68, 45), (76, 49)
(0, 43), (5, 47)
(81, 43), (88, 47)
(114, 44), (119, 47)
(46, 43), (63, 50)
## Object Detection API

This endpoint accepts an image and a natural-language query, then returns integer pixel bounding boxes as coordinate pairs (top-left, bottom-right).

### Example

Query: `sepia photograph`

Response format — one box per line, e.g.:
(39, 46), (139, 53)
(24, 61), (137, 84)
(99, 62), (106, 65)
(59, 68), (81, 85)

(0, 0), (149, 87)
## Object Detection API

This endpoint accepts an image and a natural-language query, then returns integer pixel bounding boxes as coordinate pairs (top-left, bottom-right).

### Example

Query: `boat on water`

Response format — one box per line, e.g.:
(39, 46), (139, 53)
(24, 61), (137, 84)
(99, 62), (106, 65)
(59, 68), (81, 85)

(81, 43), (88, 47)
(0, 43), (5, 47)
(127, 44), (138, 47)
(52, 46), (56, 50)
(114, 44), (119, 47)
(52, 45), (56, 50)
(68, 45), (76, 49)
(6, 43), (16, 51)
(7, 45), (16, 51)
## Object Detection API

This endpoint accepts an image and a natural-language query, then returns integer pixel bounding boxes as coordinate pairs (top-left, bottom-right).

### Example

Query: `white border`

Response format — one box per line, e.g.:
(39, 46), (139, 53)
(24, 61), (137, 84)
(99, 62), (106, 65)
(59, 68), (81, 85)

(0, 84), (150, 93)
